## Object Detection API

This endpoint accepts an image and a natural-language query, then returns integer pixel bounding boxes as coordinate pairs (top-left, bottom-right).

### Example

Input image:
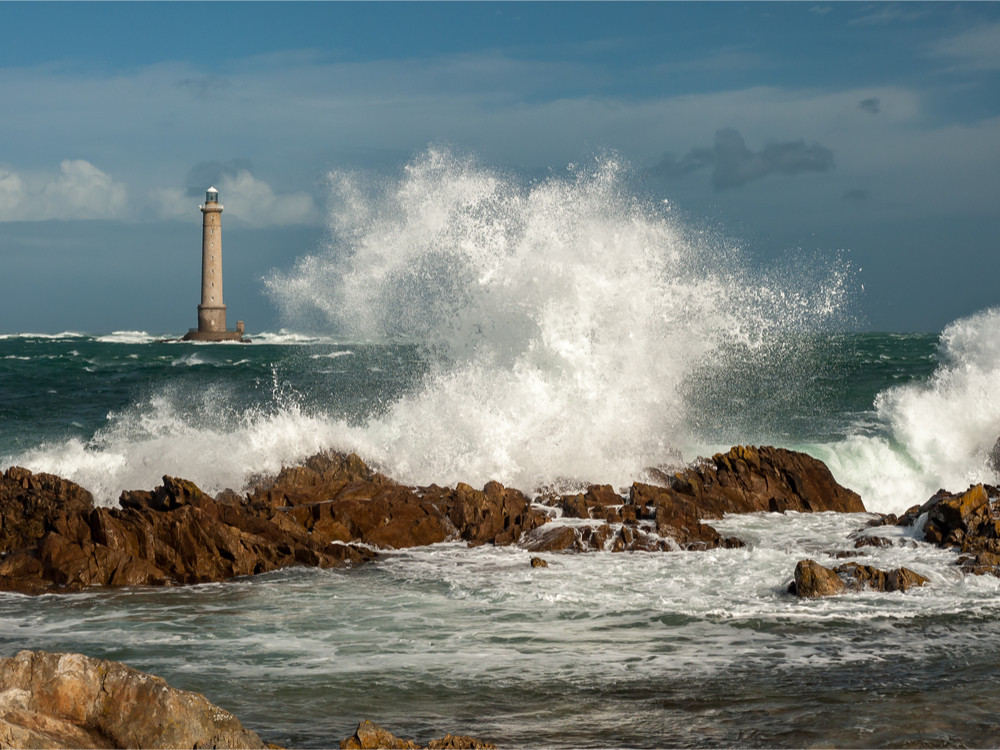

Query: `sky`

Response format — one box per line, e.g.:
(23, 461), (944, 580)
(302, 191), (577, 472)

(1, 1), (998, 334)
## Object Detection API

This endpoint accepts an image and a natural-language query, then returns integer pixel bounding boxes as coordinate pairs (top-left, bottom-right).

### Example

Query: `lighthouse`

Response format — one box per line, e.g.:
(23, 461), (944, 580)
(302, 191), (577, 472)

(182, 187), (246, 342)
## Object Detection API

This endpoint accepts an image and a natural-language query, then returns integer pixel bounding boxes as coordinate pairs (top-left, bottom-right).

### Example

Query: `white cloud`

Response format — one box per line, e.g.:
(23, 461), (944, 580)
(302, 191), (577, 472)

(216, 171), (321, 227)
(928, 21), (1000, 71)
(150, 171), (320, 227)
(0, 160), (127, 221)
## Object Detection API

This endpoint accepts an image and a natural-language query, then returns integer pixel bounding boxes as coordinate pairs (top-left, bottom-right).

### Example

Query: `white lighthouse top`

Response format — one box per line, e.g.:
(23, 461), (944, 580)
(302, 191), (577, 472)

(205, 187), (219, 202)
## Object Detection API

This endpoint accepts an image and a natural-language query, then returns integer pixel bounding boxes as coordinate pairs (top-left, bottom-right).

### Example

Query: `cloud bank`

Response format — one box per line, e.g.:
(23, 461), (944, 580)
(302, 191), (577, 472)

(0, 160), (127, 222)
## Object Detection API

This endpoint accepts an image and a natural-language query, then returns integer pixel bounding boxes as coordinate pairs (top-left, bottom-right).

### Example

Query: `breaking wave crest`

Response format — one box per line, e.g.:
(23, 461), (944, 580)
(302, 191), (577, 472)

(265, 148), (850, 490)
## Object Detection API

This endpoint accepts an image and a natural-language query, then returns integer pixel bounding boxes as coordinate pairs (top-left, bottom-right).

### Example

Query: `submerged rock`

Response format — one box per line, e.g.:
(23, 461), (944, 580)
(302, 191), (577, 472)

(0, 650), (265, 749)
(791, 558), (929, 598)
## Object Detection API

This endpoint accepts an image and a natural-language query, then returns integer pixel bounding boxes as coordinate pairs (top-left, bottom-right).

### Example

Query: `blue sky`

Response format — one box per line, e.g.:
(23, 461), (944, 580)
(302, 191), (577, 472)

(1, 1), (998, 333)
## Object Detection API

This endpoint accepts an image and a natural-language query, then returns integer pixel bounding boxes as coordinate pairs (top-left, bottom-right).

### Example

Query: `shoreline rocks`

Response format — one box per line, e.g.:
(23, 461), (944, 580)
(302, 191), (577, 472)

(0, 651), (496, 750)
(0, 445), (867, 594)
(0, 650), (266, 749)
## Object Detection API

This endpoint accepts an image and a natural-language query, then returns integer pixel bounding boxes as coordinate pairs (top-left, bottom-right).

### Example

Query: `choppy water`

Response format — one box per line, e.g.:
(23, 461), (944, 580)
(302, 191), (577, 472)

(3, 150), (1000, 746)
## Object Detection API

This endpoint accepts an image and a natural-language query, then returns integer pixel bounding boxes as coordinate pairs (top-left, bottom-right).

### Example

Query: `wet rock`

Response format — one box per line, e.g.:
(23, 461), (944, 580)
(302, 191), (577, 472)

(630, 446), (864, 550)
(903, 483), (1000, 575)
(521, 525), (577, 553)
(792, 559), (928, 597)
(854, 535), (892, 549)
(543, 485), (625, 520)
(340, 721), (419, 750)
(0, 650), (265, 749)
(836, 562), (929, 593)
(249, 454), (548, 549)
(339, 722), (495, 750)
(529, 556), (548, 568)
(427, 735), (496, 749)
(988, 437), (1000, 478)
(793, 559), (847, 598)
(0, 469), (375, 594)
(0, 467), (94, 554)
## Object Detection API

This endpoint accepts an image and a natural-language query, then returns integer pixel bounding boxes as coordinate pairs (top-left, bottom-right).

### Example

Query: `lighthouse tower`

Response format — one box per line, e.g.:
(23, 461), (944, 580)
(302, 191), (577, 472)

(183, 187), (246, 341)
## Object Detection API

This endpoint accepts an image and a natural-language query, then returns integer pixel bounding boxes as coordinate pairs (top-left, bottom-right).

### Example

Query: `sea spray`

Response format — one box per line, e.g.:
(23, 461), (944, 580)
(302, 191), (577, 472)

(267, 148), (851, 490)
(819, 308), (1000, 512)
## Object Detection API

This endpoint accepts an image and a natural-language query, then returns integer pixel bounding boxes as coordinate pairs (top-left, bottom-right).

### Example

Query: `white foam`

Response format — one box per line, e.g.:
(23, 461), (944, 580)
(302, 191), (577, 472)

(13, 392), (356, 505)
(0, 331), (87, 341)
(249, 330), (344, 345)
(817, 308), (1000, 514)
(96, 331), (157, 344)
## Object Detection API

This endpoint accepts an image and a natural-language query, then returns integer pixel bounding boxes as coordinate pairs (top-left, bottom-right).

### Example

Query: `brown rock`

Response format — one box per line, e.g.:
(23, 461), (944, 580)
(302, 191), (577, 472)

(521, 525), (577, 553)
(427, 734), (497, 749)
(836, 562), (929, 593)
(631, 446), (864, 550)
(0, 470), (375, 594)
(906, 484), (1000, 575)
(792, 559), (929, 597)
(529, 556), (548, 568)
(0, 650), (265, 749)
(0, 468), (94, 554)
(340, 721), (419, 750)
(793, 559), (847, 598)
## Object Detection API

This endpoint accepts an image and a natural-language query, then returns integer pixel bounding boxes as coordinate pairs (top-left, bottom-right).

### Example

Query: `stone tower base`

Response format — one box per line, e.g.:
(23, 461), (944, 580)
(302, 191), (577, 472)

(182, 320), (247, 342)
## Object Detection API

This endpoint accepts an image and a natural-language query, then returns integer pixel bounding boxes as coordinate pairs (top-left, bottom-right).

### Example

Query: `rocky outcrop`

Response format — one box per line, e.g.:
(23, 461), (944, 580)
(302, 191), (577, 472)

(899, 483), (1000, 575)
(791, 558), (928, 598)
(0, 650), (265, 749)
(339, 721), (495, 750)
(246, 455), (547, 549)
(0, 446), (867, 592)
(534, 446), (864, 551)
(0, 469), (374, 594)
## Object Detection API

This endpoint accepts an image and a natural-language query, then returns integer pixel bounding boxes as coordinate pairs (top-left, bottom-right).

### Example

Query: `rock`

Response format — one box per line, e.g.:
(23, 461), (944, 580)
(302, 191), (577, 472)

(0, 467), (94, 554)
(543, 485), (624, 520)
(854, 535), (892, 549)
(988, 437), (1000, 478)
(0, 650), (265, 749)
(427, 735), (496, 749)
(835, 562), (929, 593)
(791, 559), (928, 597)
(340, 721), (419, 750)
(0, 470), (375, 594)
(338, 721), (495, 750)
(630, 446), (864, 550)
(793, 559), (847, 598)
(529, 556), (548, 568)
(521, 525), (577, 553)
(249, 453), (548, 550)
(903, 483), (1000, 575)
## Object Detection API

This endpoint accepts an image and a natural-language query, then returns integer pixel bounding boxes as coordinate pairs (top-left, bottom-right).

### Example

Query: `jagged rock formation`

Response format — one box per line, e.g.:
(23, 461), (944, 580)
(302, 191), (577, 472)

(0, 650), (265, 749)
(0, 467), (374, 594)
(898, 483), (1000, 575)
(534, 446), (866, 551)
(0, 445), (867, 593)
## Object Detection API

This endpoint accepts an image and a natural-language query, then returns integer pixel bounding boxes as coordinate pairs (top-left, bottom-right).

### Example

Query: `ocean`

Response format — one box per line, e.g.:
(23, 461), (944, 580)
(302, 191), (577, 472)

(3, 152), (1000, 746)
